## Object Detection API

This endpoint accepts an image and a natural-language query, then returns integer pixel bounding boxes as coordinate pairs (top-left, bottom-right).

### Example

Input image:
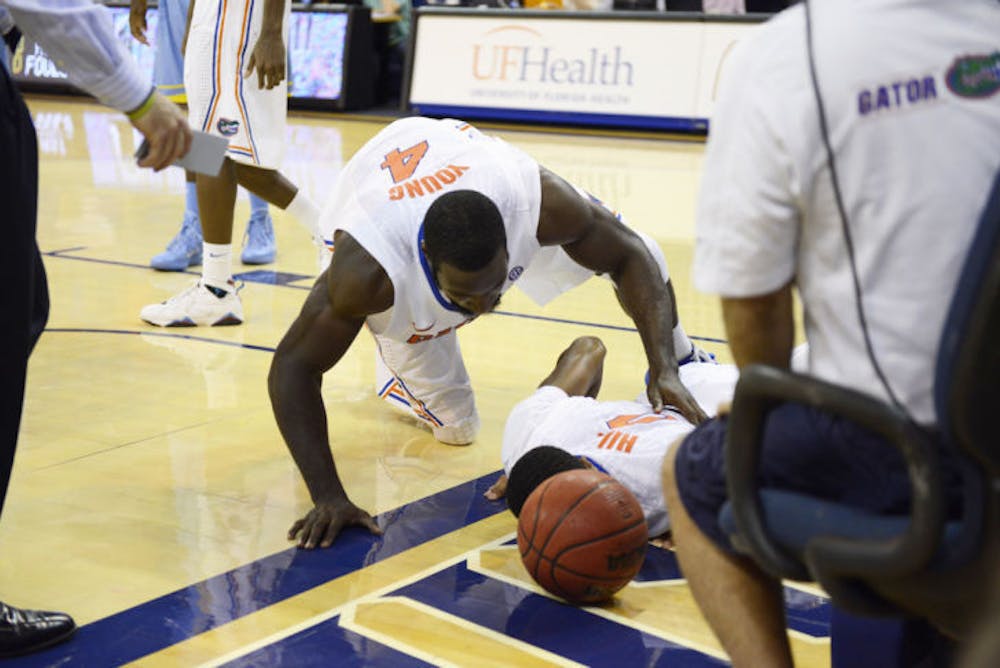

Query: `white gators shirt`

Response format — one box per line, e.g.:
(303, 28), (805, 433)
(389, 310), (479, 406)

(320, 117), (595, 345)
(693, 0), (1000, 424)
(501, 363), (739, 537)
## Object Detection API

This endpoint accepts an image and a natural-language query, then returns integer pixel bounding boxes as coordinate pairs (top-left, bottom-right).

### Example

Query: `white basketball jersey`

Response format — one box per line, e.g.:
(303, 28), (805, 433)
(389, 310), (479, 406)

(320, 117), (593, 345)
(185, 0), (291, 167)
(502, 363), (739, 537)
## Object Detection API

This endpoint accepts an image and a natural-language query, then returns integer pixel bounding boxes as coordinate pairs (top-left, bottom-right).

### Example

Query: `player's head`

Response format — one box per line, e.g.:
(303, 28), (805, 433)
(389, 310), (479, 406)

(506, 446), (589, 517)
(422, 191), (508, 317)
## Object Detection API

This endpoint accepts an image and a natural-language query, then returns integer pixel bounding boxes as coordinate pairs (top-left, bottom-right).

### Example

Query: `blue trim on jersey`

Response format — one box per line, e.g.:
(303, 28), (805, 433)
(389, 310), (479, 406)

(201, 2), (224, 132)
(581, 455), (608, 475)
(417, 223), (462, 313)
(236, 0), (260, 163)
(409, 104), (709, 134)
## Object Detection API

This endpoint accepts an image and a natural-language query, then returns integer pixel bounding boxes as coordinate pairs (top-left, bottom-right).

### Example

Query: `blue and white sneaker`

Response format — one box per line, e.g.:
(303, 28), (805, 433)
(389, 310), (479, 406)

(240, 210), (276, 265)
(642, 345), (718, 389)
(140, 280), (244, 327)
(680, 345), (717, 365)
(150, 211), (203, 271)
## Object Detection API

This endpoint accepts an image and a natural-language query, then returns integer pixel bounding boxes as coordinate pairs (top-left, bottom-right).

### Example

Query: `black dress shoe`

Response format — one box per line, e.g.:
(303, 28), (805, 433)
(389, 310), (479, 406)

(0, 601), (76, 658)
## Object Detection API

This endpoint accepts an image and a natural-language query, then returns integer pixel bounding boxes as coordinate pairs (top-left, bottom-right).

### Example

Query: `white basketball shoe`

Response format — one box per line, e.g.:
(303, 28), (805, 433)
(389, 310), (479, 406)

(683, 345), (717, 365)
(140, 280), (244, 327)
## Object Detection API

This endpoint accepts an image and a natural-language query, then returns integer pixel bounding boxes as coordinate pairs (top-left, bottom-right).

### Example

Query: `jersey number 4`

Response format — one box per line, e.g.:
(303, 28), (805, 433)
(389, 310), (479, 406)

(381, 141), (429, 183)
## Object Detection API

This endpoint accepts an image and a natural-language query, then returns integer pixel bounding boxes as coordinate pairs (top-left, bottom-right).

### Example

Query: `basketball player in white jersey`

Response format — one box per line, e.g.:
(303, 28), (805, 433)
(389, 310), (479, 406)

(270, 116), (712, 549)
(139, 0), (321, 327)
(495, 336), (736, 539)
(129, 0), (280, 272)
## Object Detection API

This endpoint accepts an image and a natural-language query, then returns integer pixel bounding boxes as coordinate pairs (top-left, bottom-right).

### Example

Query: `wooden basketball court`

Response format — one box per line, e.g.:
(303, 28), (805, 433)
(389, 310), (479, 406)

(5, 97), (831, 666)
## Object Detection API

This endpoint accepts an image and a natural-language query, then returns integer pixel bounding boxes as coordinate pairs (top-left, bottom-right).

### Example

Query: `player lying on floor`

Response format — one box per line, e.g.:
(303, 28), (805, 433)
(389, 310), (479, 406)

(486, 336), (738, 543)
(271, 116), (715, 550)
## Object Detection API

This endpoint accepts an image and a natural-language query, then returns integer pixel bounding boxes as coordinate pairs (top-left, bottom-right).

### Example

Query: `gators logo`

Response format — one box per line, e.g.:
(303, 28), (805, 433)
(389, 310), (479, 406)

(946, 52), (1000, 98)
(508, 266), (524, 282)
(217, 118), (240, 136)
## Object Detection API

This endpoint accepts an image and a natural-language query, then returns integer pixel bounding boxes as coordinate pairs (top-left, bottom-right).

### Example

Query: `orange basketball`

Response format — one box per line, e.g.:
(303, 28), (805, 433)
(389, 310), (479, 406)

(517, 468), (648, 605)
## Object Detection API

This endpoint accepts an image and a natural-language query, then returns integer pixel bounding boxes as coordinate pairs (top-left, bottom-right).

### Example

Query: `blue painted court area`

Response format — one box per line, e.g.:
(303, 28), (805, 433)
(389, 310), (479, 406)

(12, 465), (833, 666)
(12, 476), (505, 667)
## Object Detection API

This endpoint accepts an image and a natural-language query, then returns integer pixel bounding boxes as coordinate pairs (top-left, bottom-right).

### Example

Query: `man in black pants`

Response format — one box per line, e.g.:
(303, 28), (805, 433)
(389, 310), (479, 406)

(0, 2), (191, 656)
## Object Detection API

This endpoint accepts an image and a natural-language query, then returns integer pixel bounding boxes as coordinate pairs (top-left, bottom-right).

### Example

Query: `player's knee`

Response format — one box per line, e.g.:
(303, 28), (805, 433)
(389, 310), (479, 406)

(433, 413), (480, 446)
(571, 335), (605, 355)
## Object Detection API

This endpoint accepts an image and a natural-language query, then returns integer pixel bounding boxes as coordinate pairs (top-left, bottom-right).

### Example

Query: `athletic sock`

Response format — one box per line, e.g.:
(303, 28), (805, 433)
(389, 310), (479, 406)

(185, 180), (199, 217)
(202, 242), (232, 291)
(248, 192), (269, 215)
(672, 322), (695, 362)
(284, 190), (322, 239)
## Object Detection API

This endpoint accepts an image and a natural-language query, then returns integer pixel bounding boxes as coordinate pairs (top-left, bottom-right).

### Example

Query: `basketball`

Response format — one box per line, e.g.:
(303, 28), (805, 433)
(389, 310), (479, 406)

(517, 468), (648, 605)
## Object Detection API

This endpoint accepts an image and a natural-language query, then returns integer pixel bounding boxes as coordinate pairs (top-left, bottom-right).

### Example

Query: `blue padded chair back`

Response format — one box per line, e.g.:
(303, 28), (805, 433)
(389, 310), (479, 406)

(935, 169), (1000, 475)
(720, 169), (1000, 620)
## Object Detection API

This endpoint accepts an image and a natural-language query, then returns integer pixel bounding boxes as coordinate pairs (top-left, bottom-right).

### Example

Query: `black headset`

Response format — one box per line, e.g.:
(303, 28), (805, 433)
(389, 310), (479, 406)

(803, 0), (910, 416)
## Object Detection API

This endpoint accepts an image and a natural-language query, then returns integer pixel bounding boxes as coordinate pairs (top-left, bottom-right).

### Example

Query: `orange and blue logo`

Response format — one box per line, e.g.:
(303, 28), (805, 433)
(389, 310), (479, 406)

(217, 118), (240, 136)
(946, 53), (1000, 98)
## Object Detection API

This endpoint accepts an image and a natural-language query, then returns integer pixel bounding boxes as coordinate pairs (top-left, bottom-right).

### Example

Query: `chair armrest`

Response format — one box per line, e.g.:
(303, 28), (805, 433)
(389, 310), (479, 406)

(725, 365), (945, 583)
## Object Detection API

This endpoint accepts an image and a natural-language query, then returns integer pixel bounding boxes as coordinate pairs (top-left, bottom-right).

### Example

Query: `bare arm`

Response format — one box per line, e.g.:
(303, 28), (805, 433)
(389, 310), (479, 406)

(244, 0), (286, 89)
(721, 282), (795, 370)
(128, 0), (148, 44)
(268, 232), (394, 548)
(536, 167), (706, 424)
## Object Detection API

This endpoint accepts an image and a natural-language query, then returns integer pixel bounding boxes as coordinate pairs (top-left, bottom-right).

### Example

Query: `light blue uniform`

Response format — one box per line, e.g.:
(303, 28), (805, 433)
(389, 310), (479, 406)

(153, 0), (187, 101)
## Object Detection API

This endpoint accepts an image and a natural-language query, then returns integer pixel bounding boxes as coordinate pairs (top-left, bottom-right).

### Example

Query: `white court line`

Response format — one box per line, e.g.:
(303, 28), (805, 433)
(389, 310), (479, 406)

(467, 543), (729, 661)
(340, 596), (586, 668)
(197, 532), (519, 667)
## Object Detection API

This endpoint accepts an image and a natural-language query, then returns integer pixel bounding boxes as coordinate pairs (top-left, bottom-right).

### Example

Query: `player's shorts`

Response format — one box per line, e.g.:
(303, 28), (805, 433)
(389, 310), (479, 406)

(153, 0), (188, 102)
(373, 330), (479, 445)
(183, 0), (289, 168)
(672, 403), (965, 554)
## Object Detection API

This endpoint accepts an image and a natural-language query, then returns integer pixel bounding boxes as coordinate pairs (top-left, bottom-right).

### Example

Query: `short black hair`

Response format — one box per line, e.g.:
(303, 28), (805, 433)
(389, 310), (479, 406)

(506, 445), (587, 517)
(423, 191), (507, 272)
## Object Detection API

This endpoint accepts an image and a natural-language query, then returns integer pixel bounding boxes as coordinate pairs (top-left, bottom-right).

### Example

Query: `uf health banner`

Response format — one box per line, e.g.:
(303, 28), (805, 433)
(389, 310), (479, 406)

(407, 9), (761, 133)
